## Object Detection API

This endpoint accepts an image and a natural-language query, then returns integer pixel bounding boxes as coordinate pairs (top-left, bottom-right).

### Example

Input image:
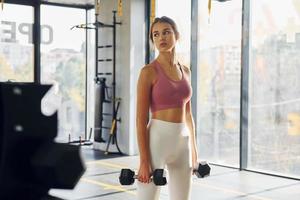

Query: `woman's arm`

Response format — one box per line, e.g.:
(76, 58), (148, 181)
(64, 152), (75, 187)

(136, 66), (153, 183)
(185, 66), (199, 168)
(186, 100), (199, 168)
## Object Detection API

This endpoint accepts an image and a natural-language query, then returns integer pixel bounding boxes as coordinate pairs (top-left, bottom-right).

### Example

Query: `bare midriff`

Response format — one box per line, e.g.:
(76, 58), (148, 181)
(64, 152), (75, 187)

(151, 107), (186, 123)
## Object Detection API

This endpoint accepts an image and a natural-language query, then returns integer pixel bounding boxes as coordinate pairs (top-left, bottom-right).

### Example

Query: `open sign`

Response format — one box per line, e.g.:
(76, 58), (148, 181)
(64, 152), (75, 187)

(1, 20), (53, 44)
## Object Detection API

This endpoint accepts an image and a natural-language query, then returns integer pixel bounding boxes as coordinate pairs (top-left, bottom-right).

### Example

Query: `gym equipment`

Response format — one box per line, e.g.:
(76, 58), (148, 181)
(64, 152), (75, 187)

(68, 127), (93, 146)
(119, 168), (167, 186)
(71, 11), (123, 154)
(94, 77), (109, 143)
(0, 83), (86, 199)
(105, 98), (122, 154)
(95, 0), (101, 15)
(193, 161), (211, 178)
(94, 11), (123, 155)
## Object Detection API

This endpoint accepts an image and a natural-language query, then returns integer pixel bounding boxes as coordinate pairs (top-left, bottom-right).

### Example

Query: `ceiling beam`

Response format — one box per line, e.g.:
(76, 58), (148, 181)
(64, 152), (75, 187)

(5, 0), (94, 9)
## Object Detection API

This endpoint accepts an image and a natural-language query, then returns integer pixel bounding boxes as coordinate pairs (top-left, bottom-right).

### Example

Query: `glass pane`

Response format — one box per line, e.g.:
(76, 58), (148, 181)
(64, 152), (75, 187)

(86, 9), (95, 141)
(156, 0), (191, 66)
(249, 0), (300, 178)
(197, 0), (242, 167)
(0, 4), (34, 82)
(40, 5), (86, 142)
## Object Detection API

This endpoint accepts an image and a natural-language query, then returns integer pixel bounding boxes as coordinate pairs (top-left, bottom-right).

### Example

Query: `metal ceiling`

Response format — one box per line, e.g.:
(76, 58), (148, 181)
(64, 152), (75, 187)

(42, 0), (94, 7)
(5, 0), (95, 9)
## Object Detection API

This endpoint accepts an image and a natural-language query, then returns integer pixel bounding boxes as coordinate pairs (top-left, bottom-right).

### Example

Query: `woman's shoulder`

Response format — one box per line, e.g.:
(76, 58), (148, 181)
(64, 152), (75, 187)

(140, 61), (157, 76)
(142, 62), (155, 71)
(179, 63), (191, 75)
(139, 62), (158, 83)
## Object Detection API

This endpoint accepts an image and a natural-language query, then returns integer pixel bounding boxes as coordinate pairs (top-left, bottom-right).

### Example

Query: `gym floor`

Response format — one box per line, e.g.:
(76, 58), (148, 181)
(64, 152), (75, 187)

(50, 146), (300, 200)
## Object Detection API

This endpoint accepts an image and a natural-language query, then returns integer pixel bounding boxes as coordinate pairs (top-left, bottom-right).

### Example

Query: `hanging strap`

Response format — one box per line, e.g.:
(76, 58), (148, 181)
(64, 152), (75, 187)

(1, 0), (4, 11)
(208, 0), (212, 23)
(117, 0), (123, 17)
(150, 0), (156, 23)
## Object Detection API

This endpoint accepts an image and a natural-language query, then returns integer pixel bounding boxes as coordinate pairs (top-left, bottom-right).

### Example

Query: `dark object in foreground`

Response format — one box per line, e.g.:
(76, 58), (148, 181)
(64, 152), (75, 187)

(0, 83), (86, 199)
(119, 168), (167, 186)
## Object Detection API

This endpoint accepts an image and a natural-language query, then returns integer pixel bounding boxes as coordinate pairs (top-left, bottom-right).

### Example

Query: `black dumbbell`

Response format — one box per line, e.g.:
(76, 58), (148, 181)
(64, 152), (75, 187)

(193, 161), (211, 178)
(119, 168), (167, 186)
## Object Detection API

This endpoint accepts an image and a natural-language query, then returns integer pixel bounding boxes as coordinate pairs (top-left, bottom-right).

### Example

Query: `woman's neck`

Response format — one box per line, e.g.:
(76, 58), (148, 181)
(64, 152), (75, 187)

(157, 52), (176, 67)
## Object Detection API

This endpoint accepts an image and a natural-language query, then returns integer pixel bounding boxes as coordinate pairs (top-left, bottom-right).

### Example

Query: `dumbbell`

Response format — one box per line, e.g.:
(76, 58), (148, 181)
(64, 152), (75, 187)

(119, 168), (167, 185)
(193, 161), (211, 178)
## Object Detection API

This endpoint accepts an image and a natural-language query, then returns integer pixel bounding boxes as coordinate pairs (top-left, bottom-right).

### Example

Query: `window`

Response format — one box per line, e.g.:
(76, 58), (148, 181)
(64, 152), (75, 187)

(249, 0), (300, 178)
(156, 0), (191, 66)
(0, 4), (34, 82)
(40, 5), (86, 142)
(197, 0), (242, 167)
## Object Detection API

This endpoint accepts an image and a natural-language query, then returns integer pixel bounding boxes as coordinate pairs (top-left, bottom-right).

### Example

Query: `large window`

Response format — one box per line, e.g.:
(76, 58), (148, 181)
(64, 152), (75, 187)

(197, 0), (242, 167)
(0, 4), (34, 82)
(40, 5), (86, 142)
(249, 0), (300, 177)
(156, 0), (191, 66)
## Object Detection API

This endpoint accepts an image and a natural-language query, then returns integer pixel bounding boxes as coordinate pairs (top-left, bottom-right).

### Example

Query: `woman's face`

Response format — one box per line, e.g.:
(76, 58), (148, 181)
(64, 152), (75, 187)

(152, 22), (177, 52)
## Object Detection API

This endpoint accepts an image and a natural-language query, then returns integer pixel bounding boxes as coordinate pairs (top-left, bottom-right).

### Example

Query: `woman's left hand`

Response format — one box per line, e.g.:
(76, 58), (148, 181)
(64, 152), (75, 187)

(192, 150), (199, 172)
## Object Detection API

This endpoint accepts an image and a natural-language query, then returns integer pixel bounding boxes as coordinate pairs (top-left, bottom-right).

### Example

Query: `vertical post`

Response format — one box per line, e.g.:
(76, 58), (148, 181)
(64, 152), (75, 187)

(95, 14), (99, 76)
(190, 0), (198, 139)
(145, 0), (151, 64)
(240, 0), (251, 170)
(84, 9), (88, 140)
(94, 1), (100, 143)
(112, 10), (117, 141)
(33, 2), (41, 83)
(149, 0), (155, 61)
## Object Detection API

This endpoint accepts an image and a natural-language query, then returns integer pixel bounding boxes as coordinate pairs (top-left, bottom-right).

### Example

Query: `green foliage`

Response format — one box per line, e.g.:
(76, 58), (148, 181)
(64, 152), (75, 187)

(0, 53), (34, 82)
(54, 55), (85, 111)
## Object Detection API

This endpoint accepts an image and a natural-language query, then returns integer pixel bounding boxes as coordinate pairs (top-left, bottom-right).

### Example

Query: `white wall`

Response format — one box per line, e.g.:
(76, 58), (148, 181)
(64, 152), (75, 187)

(91, 0), (145, 155)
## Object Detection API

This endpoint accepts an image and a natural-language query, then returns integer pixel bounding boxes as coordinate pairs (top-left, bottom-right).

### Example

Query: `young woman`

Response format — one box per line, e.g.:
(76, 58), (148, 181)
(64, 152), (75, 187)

(136, 16), (199, 200)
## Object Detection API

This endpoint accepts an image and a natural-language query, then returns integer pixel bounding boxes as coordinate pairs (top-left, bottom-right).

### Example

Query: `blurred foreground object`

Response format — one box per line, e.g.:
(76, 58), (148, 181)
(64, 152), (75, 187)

(0, 83), (86, 199)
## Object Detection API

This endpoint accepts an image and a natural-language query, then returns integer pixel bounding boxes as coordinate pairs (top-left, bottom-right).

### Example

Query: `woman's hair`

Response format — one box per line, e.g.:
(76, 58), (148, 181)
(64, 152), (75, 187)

(149, 16), (180, 44)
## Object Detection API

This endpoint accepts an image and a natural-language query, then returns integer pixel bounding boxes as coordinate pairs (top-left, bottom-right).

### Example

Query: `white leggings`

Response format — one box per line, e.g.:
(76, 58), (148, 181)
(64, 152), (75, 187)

(137, 119), (193, 200)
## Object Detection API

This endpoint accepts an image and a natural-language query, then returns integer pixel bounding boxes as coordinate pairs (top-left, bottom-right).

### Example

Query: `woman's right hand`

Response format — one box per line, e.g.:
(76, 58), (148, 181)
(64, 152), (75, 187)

(137, 161), (152, 184)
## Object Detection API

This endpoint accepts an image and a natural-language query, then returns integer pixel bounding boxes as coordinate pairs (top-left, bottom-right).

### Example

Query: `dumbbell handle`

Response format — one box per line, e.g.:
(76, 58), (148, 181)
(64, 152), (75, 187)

(120, 172), (153, 183)
(132, 174), (154, 181)
(133, 175), (138, 179)
(132, 174), (148, 180)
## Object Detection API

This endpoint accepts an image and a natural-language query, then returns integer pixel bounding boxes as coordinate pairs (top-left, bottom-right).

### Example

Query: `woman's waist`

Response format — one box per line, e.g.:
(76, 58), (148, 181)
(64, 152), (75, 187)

(151, 108), (185, 123)
(148, 118), (190, 138)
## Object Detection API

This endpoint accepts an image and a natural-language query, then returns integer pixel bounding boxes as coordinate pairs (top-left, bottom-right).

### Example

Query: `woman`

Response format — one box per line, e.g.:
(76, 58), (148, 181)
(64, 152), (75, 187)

(136, 16), (199, 200)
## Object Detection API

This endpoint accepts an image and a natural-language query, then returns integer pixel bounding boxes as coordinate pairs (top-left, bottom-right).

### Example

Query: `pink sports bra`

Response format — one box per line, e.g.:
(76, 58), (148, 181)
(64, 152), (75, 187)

(150, 60), (192, 113)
